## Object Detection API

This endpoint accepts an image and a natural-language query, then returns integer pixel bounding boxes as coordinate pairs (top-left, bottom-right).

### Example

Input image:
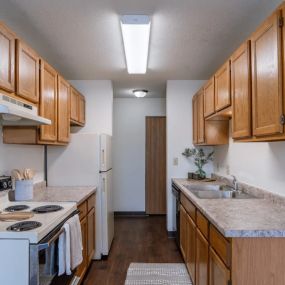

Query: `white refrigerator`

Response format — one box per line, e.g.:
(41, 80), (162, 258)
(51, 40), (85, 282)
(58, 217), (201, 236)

(47, 133), (114, 259)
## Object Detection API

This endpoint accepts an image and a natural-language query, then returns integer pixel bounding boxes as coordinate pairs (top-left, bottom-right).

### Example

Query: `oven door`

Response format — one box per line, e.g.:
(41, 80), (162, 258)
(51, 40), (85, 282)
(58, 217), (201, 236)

(29, 210), (80, 285)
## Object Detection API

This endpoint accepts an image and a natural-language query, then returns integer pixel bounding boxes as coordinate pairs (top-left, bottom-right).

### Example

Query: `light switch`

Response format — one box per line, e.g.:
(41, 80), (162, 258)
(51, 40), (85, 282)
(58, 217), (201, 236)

(173, 157), (178, 166)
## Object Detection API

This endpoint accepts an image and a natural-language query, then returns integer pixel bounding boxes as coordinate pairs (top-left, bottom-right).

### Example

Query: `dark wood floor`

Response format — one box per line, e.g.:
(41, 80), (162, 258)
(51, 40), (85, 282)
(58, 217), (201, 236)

(83, 216), (183, 285)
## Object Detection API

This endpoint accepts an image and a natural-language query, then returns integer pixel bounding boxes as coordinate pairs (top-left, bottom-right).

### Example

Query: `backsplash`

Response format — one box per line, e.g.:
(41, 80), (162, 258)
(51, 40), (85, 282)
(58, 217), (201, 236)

(0, 126), (45, 182)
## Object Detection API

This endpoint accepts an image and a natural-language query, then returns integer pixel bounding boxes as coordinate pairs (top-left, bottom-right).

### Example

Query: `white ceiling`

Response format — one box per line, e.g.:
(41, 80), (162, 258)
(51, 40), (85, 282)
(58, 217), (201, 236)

(0, 0), (283, 98)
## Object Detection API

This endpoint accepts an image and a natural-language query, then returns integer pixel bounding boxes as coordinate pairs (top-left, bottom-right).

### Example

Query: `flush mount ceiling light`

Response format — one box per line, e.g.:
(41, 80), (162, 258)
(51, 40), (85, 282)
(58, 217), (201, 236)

(133, 89), (148, 98)
(120, 15), (151, 74)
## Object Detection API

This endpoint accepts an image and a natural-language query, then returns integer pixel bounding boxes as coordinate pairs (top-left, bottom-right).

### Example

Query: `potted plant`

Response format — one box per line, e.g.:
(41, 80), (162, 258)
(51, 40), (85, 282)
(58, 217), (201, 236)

(182, 148), (214, 179)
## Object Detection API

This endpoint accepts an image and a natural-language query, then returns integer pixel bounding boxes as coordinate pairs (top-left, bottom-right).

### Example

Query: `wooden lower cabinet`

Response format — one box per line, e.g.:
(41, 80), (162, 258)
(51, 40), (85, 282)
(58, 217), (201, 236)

(209, 247), (230, 285)
(196, 229), (209, 285)
(180, 205), (187, 260)
(186, 214), (196, 283)
(76, 193), (96, 284)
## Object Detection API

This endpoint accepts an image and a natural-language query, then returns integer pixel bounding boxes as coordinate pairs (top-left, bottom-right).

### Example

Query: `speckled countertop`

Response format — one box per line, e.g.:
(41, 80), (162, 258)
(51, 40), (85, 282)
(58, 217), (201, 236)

(32, 183), (96, 205)
(173, 178), (285, 238)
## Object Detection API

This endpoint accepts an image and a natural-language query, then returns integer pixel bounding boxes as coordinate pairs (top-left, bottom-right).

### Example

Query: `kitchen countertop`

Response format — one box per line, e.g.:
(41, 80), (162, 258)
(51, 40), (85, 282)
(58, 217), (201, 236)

(32, 184), (96, 205)
(173, 178), (285, 238)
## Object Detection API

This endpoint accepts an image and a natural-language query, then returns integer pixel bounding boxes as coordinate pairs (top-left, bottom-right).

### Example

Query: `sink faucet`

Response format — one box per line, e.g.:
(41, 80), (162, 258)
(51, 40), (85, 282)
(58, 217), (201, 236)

(231, 175), (238, 191)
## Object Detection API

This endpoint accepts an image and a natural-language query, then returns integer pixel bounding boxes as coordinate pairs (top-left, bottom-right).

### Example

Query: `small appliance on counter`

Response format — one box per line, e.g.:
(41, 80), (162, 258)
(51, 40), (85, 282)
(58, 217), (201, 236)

(0, 176), (12, 191)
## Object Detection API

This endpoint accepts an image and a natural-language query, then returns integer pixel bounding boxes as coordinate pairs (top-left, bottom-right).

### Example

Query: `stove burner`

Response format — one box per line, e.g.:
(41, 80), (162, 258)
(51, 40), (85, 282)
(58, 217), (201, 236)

(33, 205), (63, 213)
(7, 221), (42, 232)
(5, 205), (30, 212)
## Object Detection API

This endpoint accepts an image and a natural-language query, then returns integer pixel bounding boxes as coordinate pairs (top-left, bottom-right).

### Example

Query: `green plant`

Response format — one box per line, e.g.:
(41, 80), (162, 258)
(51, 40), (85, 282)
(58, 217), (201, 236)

(182, 148), (214, 179)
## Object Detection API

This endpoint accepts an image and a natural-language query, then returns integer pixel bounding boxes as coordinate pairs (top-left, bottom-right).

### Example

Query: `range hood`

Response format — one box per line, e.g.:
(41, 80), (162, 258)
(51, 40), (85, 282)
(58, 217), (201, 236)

(0, 93), (51, 126)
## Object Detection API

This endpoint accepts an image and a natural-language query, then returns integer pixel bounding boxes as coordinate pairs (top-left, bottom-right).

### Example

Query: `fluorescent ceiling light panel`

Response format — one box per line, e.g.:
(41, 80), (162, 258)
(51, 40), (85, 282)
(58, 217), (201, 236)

(121, 15), (151, 74)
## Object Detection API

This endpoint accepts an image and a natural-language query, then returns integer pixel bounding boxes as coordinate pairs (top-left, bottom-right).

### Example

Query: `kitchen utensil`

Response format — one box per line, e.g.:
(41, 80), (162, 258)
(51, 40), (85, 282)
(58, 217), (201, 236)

(0, 211), (34, 222)
(11, 169), (23, 181)
(23, 169), (34, 180)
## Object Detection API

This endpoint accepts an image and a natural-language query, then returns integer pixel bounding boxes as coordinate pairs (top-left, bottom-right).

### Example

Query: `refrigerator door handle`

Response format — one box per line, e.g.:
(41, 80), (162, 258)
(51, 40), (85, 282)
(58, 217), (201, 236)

(101, 149), (105, 166)
(103, 177), (106, 192)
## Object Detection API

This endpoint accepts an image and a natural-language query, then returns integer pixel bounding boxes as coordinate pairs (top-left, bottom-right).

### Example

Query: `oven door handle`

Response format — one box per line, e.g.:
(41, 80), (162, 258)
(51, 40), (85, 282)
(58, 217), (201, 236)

(38, 227), (65, 251)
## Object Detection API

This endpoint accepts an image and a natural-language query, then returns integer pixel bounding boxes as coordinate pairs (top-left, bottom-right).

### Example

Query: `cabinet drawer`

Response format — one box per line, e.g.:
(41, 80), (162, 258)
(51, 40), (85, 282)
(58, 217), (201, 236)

(197, 210), (209, 239)
(210, 225), (231, 268)
(87, 193), (95, 212)
(78, 201), (87, 220)
(181, 194), (196, 221)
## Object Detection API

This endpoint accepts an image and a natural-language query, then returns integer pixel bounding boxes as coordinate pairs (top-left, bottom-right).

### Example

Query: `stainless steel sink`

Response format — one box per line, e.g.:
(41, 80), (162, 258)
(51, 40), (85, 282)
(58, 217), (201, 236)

(183, 184), (257, 199)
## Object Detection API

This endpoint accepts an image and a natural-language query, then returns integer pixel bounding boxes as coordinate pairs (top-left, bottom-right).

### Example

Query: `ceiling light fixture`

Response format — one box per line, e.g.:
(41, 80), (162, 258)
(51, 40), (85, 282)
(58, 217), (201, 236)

(133, 89), (148, 98)
(120, 15), (151, 74)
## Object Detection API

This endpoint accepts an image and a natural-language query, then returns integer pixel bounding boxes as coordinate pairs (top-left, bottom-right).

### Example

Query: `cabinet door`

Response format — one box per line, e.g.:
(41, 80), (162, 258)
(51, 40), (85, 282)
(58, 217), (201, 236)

(0, 23), (15, 92)
(58, 76), (70, 143)
(193, 95), (198, 144)
(39, 60), (57, 142)
(76, 217), (87, 279)
(70, 87), (79, 122)
(204, 78), (215, 117)
(186, 214), (196, 284)
(215, 61), (231, 112)
(209, 247), (230, 285)
(180, 205), (187, 260)
(78, 94), (86, 125)
(16, 40), (39, 103)
(196, 229), (209, 285)
(251, 11), (283, 136)
(197, 90), (205, 144)
(87, 208), (95, 263)
(231, 41), (252, 139)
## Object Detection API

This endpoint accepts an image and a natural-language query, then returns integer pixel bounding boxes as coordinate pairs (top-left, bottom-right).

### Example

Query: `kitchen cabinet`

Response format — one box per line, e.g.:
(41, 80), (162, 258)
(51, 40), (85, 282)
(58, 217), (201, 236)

(209, 247), (230, 285)
(0, 22), (15, 92)
(57, 76), (70, 143)
(197, 89), (205, 144)
(76, 193), (96, 284)
(186, 213), (196, 283)
(180, 205), (187, 260)
(39, 60), (58, 142)
(16, 40), (39, 103)
(70, 87), (86, 126)
(192, 95), (198, 144)
(204, 78), (215, 117)
(215, 61), (231, 112)
(251, 9), (283, 137)
(87, 208), (95, 263)
(231, 41), (252, 139)
(196, 229), (208, 285)
(192, 91), (229, 146)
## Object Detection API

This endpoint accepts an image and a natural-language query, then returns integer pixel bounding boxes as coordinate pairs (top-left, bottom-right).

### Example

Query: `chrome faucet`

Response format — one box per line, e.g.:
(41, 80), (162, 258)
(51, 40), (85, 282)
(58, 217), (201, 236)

(231, 175), (238, 191)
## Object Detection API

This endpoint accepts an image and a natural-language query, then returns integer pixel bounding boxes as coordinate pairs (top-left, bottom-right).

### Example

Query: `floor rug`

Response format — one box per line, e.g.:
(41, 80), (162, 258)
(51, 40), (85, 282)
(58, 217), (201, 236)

(125, 263), (192, 285)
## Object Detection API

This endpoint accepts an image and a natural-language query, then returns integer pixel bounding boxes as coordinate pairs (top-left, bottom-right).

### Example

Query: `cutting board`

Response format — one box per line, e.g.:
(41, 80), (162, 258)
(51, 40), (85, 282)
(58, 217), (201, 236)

(0, 212), (34, 222)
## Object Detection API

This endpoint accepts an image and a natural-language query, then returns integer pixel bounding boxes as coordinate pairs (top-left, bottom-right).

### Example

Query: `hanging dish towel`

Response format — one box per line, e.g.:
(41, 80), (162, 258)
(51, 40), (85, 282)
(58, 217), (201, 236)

(58, 223), (71, 276)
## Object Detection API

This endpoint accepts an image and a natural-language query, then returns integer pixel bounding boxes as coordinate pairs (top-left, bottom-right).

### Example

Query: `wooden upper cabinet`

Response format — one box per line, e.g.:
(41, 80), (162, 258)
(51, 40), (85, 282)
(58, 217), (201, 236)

(197, 89), (205, 144)
(192, 95), (198, 144)
(231, 41), (252, 139)
(215, 61), (231, 112)
(16, 40), (39, 103)
(204, 78), (215, 117)
(70, 87), (79, 122)
(39, 60), (58, 142)
(58, 76), (70, 143)
(79, 94), (86, 125)
(251, 10), (283, 137)
(0, 23), (15, 92)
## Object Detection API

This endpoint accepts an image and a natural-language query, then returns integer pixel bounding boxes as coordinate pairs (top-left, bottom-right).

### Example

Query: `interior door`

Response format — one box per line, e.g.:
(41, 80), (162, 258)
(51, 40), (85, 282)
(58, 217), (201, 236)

(145, 116), (166, 215)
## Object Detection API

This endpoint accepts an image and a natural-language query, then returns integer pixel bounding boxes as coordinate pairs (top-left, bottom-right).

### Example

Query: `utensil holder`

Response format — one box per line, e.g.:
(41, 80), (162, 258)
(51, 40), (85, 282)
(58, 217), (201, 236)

(15, 180), (33, 201)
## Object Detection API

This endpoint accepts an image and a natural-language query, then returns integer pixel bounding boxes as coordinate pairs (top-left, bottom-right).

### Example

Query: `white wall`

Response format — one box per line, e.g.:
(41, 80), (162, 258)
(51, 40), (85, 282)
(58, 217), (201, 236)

(166, 80), (214, 232)
(0, 127), (45, 182)
(69, 80), (113, 135)
(113, 98), (166, 211)
(214, 124), (285, 196)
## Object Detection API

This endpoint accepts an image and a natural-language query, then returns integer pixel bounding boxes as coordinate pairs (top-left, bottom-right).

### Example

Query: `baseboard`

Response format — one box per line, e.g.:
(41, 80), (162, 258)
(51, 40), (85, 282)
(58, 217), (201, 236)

(114, 211), (148, 217)
(167, 231), (176, 238)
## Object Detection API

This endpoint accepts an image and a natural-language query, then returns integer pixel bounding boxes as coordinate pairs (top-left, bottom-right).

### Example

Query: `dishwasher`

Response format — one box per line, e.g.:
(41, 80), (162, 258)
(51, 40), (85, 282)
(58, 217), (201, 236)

(172, 182), (180, 247)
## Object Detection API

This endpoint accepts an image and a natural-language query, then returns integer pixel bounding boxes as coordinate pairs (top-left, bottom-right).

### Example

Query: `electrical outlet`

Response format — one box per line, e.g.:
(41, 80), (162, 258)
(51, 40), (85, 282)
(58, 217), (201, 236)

(226, 165), (230, 175)
(173, 157), (178, 166)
